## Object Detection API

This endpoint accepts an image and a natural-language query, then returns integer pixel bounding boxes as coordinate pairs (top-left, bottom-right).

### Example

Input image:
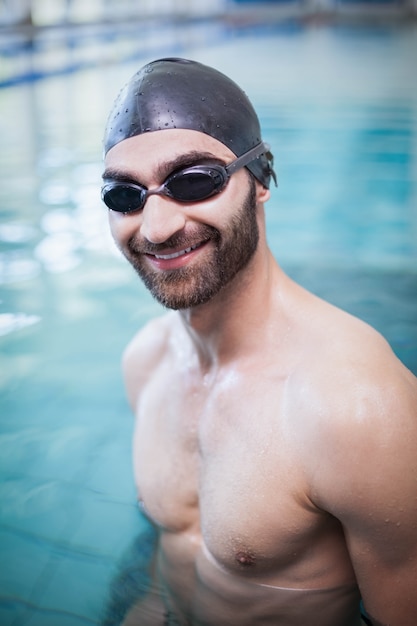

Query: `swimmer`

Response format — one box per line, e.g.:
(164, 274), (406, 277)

(101, 58), (417, 625)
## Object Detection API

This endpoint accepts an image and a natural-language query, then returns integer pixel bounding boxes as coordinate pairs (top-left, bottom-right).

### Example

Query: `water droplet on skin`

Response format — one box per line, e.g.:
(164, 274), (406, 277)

(125, 109), (129, 113)
(201, 97), (206, 101)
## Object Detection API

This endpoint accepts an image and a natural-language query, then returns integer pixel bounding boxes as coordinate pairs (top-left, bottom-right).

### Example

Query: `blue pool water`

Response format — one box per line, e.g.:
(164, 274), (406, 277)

(0, 17), (416, 626)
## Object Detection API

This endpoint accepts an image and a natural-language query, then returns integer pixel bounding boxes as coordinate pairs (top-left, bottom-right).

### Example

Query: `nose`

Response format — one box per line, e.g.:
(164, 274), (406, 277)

(139, 195), (187, 244)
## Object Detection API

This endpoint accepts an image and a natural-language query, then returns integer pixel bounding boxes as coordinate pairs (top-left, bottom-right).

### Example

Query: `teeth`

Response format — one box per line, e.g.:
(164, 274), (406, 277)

(154, 243), (199, 260)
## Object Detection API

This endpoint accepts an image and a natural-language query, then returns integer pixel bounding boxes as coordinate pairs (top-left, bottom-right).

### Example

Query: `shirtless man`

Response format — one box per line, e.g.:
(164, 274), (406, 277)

(101, 58), (417, 626)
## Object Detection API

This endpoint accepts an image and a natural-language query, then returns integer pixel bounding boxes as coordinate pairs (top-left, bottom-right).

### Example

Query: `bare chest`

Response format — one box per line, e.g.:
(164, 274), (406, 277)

(132, 369), (342, 580)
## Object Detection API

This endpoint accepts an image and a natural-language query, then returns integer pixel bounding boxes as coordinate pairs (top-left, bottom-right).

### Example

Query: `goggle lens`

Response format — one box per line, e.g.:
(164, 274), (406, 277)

(103, 184), (146, 213)
(167, 168), (225, 202)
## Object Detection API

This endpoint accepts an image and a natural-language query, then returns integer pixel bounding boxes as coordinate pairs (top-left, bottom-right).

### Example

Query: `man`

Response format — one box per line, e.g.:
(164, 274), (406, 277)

(101, 58), (417, 626)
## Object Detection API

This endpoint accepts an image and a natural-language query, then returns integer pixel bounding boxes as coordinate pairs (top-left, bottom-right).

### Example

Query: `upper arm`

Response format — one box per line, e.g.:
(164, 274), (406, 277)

(342, 391), (417, 626)
(312, 349), (417, 625)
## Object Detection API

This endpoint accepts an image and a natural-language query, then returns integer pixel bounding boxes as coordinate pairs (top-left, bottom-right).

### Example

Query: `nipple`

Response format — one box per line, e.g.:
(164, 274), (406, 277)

(236, 551), (256, 567)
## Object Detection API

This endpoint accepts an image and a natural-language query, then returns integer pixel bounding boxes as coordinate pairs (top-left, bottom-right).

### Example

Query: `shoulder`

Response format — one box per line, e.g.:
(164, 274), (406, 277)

(123, 313), (172, 368)
(297, 303), (417, 515)
(317, 305), (416, 424)
(282, 285), (417, 485)
(298, 290), (413, 404)
(122, 312), (175, 411)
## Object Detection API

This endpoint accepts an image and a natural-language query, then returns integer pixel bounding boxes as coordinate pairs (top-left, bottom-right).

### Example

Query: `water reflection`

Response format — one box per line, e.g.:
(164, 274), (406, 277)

(0, 222), (37, 243)
(1, 184), (117, 283)
(0, 251), (40, 283)
(39, 180), (72, 205)
(0, 312), (41, 336)
(34, 231), (81, 273)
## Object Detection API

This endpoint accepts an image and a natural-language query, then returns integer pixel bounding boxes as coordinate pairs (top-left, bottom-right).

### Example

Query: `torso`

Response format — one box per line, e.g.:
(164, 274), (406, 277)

(129, 298), (367, 625)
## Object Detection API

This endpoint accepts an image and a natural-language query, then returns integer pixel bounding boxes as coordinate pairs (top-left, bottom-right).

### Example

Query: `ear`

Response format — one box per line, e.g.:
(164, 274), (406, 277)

(255, 181), (270, 204)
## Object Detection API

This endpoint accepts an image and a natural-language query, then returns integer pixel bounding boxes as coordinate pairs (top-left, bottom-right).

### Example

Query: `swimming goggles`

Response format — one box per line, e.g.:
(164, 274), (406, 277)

(101, 141), (269, 214)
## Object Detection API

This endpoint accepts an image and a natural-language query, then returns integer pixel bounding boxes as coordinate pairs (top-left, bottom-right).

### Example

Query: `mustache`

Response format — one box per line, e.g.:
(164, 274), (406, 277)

(127, 224), (220, 255)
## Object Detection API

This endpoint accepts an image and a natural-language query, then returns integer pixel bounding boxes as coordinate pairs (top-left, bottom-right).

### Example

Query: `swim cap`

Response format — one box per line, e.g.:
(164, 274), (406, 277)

(104, 58), (276, 188)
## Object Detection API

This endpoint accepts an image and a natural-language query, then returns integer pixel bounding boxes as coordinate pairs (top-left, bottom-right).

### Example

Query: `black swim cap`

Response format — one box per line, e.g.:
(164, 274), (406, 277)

(104, 58), (276, 188)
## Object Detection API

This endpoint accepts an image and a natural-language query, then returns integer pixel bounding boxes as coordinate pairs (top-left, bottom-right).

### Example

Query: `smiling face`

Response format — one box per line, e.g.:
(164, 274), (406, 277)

(103, 129), (269, 310)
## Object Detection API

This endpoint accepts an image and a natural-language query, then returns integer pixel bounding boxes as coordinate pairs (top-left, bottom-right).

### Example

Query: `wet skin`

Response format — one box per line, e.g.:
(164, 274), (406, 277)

(104, 130), (417, 626)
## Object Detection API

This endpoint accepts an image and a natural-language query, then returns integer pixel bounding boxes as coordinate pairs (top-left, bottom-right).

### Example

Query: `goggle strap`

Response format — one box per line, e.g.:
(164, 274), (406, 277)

(225, 141), (270, 176)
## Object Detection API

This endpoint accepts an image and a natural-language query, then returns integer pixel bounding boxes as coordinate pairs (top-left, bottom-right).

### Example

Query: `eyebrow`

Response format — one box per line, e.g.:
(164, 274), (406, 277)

(102, 150), (225, 184)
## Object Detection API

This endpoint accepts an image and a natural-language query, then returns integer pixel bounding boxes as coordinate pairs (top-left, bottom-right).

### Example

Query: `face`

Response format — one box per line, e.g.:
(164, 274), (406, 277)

(103, 129), (268, 310)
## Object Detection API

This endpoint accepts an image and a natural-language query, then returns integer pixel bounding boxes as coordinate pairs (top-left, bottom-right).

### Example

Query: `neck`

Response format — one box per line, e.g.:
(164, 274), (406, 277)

(177, 239), (288, 371)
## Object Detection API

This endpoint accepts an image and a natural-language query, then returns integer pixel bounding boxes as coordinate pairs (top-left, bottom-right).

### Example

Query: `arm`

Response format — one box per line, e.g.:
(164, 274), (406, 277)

(118, 317), (172, 624)
(313, 350), (417, 626)
(343, 393), (417, 626)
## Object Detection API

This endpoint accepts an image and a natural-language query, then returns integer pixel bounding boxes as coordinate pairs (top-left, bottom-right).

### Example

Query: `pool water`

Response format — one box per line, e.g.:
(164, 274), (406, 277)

(1, 17), (416, 626)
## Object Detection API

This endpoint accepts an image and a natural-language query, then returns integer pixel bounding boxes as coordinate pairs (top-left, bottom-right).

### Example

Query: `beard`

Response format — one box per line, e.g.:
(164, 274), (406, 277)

(124, 178), (259, 310)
